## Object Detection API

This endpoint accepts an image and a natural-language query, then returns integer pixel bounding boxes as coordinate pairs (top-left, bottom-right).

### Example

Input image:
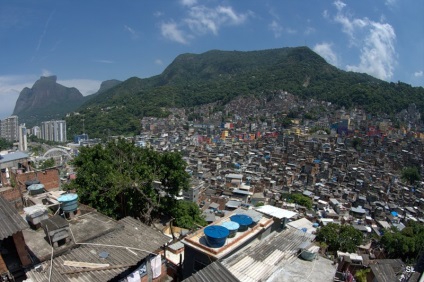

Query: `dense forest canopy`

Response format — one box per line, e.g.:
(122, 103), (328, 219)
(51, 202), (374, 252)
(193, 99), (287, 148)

(66, 47), (424, 138)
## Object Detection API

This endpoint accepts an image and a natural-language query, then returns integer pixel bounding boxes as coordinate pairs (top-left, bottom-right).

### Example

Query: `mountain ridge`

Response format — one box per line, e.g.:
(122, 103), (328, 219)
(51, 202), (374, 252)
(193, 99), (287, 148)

(12, 47), (424, 136)
(66, 46), (424, 137)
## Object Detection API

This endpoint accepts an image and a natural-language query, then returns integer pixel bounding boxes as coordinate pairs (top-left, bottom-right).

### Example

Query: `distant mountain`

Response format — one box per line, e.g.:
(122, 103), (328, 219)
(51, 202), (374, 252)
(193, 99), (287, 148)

(13, 76), (84, 126)
(13, 77), (123, 127)
(83, 79), (122, 101)
(64, 46), (424, 137)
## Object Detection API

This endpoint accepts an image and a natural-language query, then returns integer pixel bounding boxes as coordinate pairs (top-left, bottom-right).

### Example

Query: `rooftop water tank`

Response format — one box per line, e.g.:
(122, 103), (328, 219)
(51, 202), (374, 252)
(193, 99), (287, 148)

(25, 179), (40, 188)
(27, 184), (45, 195)
(230, 214), (253, 232)
(204, 225), (229, 248)
(58, 193), (79, 212)
(221, 221), (239, 238)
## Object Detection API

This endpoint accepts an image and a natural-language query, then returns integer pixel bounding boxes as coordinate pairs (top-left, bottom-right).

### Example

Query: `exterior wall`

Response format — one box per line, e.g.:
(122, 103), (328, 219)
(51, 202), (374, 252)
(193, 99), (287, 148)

(0, 188), (23, 211)
(183, 245), (217, 279)
(18, 125), (27, 152)
(0, 116), (19, 142)
(12, 168), (60, 192)
(41, 120), (67, 142)
(182, 225), (274, 279)
(140, 263), (167, 282)
(12, 231), (32, 267)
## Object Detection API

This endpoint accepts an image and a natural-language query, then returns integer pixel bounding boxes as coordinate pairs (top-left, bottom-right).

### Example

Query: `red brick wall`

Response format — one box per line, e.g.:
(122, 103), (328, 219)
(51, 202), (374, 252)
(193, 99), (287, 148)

(0, 188), (23, 211)
(12, 169), (60, 192)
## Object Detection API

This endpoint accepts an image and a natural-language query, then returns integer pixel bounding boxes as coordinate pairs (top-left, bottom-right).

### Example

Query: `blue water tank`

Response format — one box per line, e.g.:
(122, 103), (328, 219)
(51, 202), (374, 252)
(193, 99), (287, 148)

(221, 221), (240, 238)
(58, 193), (79, 212)
(230, 214), (253, 232)
(204, 225), (229, 248)
(27, 184), (45, 195)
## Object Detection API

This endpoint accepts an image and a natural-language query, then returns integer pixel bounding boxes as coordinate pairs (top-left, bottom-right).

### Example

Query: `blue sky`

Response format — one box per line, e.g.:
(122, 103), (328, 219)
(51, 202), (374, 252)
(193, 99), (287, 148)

(1, 0), (423, 119)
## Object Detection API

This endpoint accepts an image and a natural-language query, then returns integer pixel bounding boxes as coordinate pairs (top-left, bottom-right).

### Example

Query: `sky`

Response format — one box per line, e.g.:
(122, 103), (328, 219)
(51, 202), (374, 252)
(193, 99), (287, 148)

(0, 0), (423, 119)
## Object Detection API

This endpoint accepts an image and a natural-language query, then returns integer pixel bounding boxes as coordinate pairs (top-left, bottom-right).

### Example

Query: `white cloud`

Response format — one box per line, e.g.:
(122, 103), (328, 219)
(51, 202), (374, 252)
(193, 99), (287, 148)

(333, 1), (397, 81)
(153, 11), (163, 17)
(155, 59), (163, 65)
(334, 0), (346, 11)
(414, 70), (423, 77)
(268, 20), (296, 38)
(124, 25), (139, 40)
(185, 5), (250, 36)
(304, 27), (315, 35)
(385, 0), (397, 7)
(161, 21), (189, 44)
(160, 4), (251, 44)
(0, 75), (36, 119)
(322, 10), (329, 19)
(313, 42), (339, 66)
(180, 0), (197, 7)
(41, 69), (53, 77)
(58, 79), (102, 96)
(269, 20), (283, 38)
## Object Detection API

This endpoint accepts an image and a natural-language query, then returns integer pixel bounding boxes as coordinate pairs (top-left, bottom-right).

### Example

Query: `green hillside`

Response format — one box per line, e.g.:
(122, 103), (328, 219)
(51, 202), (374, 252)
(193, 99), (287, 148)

(66, 46), (424, 138)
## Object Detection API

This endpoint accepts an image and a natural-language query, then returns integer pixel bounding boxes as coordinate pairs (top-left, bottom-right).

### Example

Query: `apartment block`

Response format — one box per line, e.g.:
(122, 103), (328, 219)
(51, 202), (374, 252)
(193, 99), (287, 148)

(40, 120), (67, 142)
(0, 115), (19, 142)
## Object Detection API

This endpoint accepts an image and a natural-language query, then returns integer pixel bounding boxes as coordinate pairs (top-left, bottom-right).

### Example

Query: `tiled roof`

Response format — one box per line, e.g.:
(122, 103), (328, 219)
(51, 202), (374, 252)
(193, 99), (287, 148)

(183, 261), (240, 282)
(0, 195), (29, 240)
(26, 217), (170, 282)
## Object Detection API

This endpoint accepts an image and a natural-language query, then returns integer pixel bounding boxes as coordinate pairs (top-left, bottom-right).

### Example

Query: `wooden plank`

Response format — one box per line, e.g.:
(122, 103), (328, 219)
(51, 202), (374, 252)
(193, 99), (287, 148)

(0, 254), (8, 274)
(60, 264), (134, 274)
(63, 260), (110, 268)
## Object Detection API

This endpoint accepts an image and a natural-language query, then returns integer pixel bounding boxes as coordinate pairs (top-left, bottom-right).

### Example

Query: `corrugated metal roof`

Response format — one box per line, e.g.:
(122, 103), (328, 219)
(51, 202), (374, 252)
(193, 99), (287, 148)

(255, 205), (297, 219)
(183, 261), (240, 282)
(222, 227), (315, 282)
(25, 217), (170, 282)
(0, 151), (29, 164)
(0, 194), (29, 240)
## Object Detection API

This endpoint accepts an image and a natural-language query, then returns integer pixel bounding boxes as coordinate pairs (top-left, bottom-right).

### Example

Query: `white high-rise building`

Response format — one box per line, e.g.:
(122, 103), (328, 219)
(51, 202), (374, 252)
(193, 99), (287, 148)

(41, 120), (67, 142)
(0, 115), (19, 142)
(18, 124), (27, 151)
(32, 126), (42, 139)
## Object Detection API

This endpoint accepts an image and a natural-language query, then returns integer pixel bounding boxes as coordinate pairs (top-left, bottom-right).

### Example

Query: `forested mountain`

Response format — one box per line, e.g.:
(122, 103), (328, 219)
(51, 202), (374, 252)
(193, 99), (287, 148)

(83, 79), (122, 101)
(66, 46), (424, 137)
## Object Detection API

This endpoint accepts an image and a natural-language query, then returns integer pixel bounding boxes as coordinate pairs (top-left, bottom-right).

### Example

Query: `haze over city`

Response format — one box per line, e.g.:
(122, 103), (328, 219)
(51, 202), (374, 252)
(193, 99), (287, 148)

(0, 0), (423, 119)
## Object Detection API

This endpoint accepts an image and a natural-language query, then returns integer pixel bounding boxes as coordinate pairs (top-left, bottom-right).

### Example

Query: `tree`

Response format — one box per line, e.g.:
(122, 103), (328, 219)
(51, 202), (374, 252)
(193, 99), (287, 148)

(281, 193), (312, 209)
(315, 223), (363, 253)
(355, 268), (370, 282)
(171, 201), (206, 229)
(39, 158), (55, 169)
(0, 137), (13, 151)
(380, 221), (424, 263)
(65, 139), (190, 224)
(401, 166), (421, 185)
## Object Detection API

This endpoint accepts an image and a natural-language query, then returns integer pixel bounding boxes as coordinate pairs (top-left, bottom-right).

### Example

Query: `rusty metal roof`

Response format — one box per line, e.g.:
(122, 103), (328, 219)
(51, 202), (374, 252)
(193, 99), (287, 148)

(0, 194), (29, 240)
